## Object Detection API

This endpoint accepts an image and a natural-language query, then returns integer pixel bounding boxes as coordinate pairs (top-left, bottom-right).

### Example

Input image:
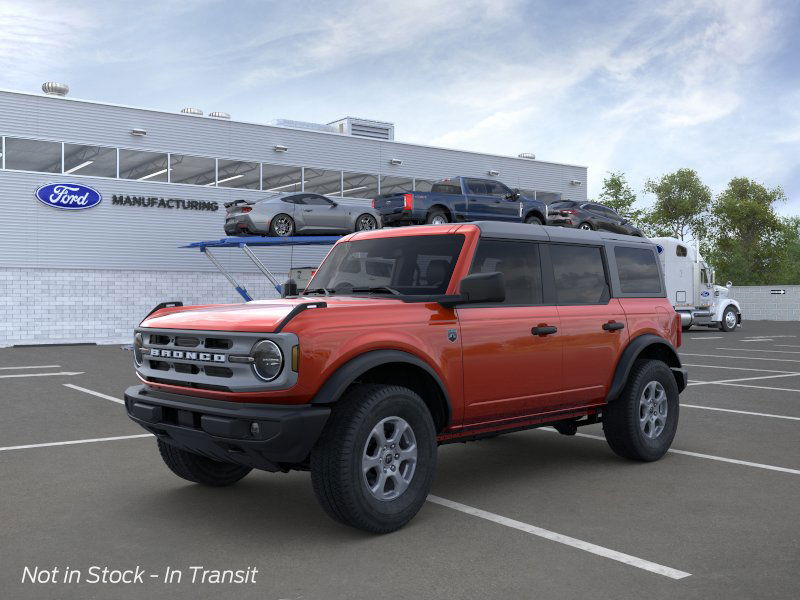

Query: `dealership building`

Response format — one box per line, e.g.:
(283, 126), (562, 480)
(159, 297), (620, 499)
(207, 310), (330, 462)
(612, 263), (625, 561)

(0, 85), (588, 346)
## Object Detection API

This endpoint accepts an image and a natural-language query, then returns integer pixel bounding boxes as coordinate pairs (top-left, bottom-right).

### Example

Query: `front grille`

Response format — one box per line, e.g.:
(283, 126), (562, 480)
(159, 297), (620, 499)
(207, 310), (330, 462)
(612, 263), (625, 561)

(205, 337), (233, 349)
(147, 376), (232, 392)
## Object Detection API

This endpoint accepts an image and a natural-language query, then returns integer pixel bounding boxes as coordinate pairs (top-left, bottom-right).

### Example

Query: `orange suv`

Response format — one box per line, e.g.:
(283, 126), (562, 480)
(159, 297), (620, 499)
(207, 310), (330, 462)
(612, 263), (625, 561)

(125, 222), (687, 532)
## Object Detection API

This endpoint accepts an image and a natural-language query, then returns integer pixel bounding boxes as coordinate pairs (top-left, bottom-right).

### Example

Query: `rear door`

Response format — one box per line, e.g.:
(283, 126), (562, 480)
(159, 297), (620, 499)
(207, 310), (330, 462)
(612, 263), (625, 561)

(464, 179), (496, 221)
(548, 243), (628, 406)
(459, 239), (563, 426)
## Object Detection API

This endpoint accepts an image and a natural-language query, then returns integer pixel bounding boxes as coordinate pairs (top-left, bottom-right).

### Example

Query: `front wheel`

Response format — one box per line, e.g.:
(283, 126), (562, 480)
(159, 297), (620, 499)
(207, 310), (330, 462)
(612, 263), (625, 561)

(525, 214), (543, 225)
(157, 440), (252, 486)
(311, 384), (437, 533)
(269, 213), (295, 237)
(719, 307), (738, 332)
(602, 360), (679, 462)
(355, 213), (378, 231)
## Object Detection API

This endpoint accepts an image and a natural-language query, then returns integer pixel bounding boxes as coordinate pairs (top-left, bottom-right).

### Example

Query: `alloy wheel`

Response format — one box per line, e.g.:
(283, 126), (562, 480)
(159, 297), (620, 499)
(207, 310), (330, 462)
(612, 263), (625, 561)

(362, 416), (418, 501)
(639, 381), (667, 439)
(273, 216), (293, 236)
(357, 215), (377, 231)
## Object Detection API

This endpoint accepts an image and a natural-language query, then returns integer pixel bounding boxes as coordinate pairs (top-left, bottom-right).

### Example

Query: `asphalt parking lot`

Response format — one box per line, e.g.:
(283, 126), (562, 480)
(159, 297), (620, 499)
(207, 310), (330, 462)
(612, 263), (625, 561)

(1, 320), (799, 600)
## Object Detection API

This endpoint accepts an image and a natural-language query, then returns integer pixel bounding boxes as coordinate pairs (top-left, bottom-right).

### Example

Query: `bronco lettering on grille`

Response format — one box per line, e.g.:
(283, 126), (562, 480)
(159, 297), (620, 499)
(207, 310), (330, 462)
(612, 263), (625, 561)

(150, 348), (226, 362)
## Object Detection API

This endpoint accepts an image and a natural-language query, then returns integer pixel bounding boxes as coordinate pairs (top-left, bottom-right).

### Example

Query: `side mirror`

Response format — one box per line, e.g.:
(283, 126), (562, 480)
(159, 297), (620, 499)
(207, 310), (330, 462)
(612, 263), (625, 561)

(439, 272), (505, 307)
(281, 279), (298, 297)
(505, 188), (521, 200)
(726, 281), (732, 289)
(329, 201), (338, 207)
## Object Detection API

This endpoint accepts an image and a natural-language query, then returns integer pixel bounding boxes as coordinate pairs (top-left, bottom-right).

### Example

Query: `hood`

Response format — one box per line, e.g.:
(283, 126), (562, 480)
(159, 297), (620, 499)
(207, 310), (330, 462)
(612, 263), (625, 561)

(140, 296), (401, 333)
(714, 285), (730, 298)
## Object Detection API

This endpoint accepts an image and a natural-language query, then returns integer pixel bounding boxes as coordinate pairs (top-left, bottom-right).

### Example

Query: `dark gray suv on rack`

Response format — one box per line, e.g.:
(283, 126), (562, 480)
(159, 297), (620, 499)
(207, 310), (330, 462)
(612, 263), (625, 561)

(547, 200), (644, 236)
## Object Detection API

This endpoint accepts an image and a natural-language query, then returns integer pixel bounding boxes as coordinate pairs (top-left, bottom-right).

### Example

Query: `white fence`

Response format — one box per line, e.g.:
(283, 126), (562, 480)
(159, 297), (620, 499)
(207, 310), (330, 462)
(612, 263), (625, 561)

(730, 286), (800, 322)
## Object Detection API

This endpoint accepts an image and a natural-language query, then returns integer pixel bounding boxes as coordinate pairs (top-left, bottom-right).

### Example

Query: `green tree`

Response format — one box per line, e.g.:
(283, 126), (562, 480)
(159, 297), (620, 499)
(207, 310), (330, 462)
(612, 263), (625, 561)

(642, 168), (711, 241)
(706, 177), (788, 285)
(598, 171), (642, 222)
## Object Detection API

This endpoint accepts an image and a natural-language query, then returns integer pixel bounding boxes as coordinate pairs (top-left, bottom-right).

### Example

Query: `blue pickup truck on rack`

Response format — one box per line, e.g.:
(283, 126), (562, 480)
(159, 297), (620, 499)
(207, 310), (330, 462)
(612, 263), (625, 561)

(372, 177), (548, 227)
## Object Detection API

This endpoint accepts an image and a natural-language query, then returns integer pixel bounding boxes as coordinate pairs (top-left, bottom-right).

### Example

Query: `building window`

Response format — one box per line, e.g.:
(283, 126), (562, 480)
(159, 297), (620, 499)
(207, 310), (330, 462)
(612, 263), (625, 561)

(379, 175), (413, 195)
(304, 168), (342, 196)
(170, 154), (216, 186)
(414, 178), (436, 192)
(217, 159), (260, 189)
(4, 137), (61, 173)
(119, 149), (169, 182)
(63, 144), (117, 178)
(342, 172), (379, 198)
(263, 164), (302, 193)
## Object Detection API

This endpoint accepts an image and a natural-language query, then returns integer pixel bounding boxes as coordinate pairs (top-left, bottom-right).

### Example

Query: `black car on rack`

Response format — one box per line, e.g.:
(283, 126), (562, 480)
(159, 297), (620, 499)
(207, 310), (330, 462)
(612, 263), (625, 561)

(546, 200), (644, 236)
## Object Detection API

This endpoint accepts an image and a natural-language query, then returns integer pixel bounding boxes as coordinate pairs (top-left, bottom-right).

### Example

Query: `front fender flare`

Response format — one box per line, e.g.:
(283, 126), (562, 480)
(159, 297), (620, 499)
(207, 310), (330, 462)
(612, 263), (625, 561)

(606, 334), (686, 402)
(310, 349), (452, 422)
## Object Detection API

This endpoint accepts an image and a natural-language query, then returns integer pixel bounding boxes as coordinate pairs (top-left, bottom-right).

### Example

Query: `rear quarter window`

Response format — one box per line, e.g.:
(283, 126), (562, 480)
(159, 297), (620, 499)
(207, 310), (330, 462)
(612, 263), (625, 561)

(615, 246), (662, 294)
(550, 245), (609, 304)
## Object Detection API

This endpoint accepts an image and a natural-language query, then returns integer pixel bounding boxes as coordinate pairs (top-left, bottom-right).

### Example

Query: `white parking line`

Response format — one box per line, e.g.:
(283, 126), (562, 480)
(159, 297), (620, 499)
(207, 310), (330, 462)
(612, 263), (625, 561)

(0, 434), (152, 453)
(712, 382), (800, 393)
(681, 353), (800, 364)
(682, 404), (800, 421)
(716, 348), (800, 355)
(740, 339), (773, 342)
(541, 429), (800, 476)
(0, 365), (61, 370)
(682, 363), (797, 374)
(426, 495), (691, 579)
(689, 336), (723, 340)
(688, 373), (800, 387)
(63, 384), (124, 404)
(0, 371), (84, 379)
(775, 344), (800, 348)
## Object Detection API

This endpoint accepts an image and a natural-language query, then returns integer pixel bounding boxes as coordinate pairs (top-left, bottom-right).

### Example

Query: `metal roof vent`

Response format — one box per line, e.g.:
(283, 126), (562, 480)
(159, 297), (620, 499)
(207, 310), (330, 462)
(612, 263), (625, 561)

(180, 107), (203, 116)
(209, 111), (230, 119)
(518, 152), (536, 160)
(328, 117), (395, 140)
(42, 82), (69, 96)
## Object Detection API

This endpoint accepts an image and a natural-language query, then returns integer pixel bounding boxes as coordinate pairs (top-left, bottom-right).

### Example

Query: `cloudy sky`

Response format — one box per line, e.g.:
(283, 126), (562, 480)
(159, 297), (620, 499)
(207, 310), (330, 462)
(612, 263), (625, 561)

(1, 0), (799, 212)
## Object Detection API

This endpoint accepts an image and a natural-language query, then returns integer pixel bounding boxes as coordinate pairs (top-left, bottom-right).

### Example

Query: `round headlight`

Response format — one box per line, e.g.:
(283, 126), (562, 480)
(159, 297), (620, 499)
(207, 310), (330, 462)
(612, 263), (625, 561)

(252, 340), (283, 382)
(133, 332), (144, 367)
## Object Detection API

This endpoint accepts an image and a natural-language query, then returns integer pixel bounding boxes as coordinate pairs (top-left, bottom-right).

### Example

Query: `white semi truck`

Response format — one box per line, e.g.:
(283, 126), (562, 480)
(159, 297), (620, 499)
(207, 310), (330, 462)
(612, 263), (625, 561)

(651, 237), (742, 332)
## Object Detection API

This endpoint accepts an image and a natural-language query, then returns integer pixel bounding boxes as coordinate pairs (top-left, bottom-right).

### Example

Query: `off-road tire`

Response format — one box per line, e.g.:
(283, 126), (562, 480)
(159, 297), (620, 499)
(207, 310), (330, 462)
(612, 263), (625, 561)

(602, 359), (679, 462)
(269, 213), (295, 237)
(426, 209), (449, 225)
(310, 384), (437, 533)
(525, 214), (543, 225)
(719, 306), (738, 332)
(157, 439), (252, 486)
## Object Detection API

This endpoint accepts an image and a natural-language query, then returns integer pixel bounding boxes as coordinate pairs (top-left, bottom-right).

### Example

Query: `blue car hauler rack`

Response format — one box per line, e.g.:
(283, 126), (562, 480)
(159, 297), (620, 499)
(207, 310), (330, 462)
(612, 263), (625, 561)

(182, 236), (341, 301)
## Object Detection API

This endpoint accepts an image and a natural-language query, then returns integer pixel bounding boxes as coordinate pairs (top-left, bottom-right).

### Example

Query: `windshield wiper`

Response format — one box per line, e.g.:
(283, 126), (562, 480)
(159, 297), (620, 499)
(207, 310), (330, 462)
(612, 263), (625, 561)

(302, 287), (335, 296)
(350, 286), (401, 295)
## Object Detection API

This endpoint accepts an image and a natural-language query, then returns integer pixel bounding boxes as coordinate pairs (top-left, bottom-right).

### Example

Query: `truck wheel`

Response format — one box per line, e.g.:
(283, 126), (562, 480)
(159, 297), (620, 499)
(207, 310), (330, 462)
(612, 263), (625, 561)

(719, 307), (738, 332)
(602, 359), (679, 462)
(269, 214), (295, 237)
(426, 209), (449, 225)
(156, 440), (252, 486)
(310, 384), (437, 533)
(525, 215), (543, 225)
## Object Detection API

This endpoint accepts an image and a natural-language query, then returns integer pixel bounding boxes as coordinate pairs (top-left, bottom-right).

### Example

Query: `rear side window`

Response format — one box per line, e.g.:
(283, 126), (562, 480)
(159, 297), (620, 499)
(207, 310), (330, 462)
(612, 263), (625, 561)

(615, 247), (662, 294)
(550, 245), (608, 304)
(431, 180), (462, 194)
(469, 240), (543, 305)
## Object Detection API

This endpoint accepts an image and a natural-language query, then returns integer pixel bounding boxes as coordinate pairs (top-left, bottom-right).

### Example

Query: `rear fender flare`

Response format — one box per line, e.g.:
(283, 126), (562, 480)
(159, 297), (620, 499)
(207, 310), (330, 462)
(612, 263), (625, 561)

(606, 334), (686, 402)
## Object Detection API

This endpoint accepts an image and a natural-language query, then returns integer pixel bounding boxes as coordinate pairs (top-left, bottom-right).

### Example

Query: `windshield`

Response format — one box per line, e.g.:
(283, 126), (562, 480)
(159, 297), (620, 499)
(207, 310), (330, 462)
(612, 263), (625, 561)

(306, 234), (465, 296)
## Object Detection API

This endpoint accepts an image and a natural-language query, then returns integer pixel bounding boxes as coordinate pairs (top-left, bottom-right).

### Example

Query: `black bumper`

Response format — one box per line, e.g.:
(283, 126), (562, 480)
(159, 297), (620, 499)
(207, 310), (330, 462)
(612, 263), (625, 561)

(124, 385), (330, 472)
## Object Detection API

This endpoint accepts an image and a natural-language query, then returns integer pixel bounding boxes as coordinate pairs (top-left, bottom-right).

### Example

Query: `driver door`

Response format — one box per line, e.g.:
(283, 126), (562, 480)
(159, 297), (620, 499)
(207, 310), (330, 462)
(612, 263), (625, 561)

(299, 194), (347, 232)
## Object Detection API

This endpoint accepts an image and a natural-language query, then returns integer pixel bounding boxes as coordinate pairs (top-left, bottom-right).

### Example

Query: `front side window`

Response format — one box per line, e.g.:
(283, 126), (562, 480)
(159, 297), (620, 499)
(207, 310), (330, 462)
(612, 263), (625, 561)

(465, 179), (489, 195)
(5, 138), (61, 173)
(551, 244), (608, 304)
(615, 247), (662, 294)
(676, 245), (688, 257)
(469, 240), (543, 305)
(304, 194), (334, 206)
(307, 234), (465, 296)
(484, 181), (513, 198)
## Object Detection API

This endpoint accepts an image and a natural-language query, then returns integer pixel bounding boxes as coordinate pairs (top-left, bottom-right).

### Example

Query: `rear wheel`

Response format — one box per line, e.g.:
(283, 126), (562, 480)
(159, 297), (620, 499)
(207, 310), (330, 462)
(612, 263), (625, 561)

(311, 384), (437, 533)
(719, 307), (738, 332)
(157, 440), (252, 486)
(355, 213), (378, 231)
(602, 360), (679, 461)
(426, 209), (449, 225)
(578, 222), (593, 231)
(525, 214), (543, 225)
(269, 214), (295, 237)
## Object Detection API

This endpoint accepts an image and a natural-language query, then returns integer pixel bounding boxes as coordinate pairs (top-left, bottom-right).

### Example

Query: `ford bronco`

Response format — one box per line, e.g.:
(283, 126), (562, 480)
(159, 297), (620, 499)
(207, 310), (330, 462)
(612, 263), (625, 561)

(125, 222), (687, 533)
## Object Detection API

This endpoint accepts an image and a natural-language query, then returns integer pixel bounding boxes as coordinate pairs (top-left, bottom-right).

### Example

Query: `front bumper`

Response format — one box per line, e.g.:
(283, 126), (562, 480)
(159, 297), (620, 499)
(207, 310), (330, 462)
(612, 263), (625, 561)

(124, 385), (330, 471)
(672, 367), (688, 393)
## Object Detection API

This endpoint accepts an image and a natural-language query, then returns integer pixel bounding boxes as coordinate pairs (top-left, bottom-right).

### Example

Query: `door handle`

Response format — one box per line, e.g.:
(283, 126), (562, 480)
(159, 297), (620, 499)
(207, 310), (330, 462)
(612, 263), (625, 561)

(602, 321), (625, 331)
(532, 325), (558, 336)
(303, 209), (313, 212)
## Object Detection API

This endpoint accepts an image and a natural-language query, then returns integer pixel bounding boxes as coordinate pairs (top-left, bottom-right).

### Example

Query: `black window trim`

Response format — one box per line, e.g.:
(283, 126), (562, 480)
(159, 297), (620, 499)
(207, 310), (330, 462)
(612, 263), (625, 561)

(606, 242), (666, 299)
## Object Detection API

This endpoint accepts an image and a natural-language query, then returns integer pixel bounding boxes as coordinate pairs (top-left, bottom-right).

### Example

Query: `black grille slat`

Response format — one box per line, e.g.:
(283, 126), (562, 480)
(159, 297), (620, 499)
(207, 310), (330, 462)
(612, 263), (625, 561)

(204, 366), (233, 378)
(205, 338), (233, 349)
(175, 336), (200, 347)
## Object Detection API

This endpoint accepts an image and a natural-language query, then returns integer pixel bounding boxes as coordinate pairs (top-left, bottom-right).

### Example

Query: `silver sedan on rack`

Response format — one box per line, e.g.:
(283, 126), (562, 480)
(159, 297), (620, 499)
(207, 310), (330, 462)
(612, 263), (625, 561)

(224, 192), (382, 237)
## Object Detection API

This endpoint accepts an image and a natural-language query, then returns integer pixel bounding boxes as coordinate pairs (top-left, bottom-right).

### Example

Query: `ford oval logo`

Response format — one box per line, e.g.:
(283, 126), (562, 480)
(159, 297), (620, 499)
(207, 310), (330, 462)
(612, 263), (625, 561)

(35, 183), (102, 210)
